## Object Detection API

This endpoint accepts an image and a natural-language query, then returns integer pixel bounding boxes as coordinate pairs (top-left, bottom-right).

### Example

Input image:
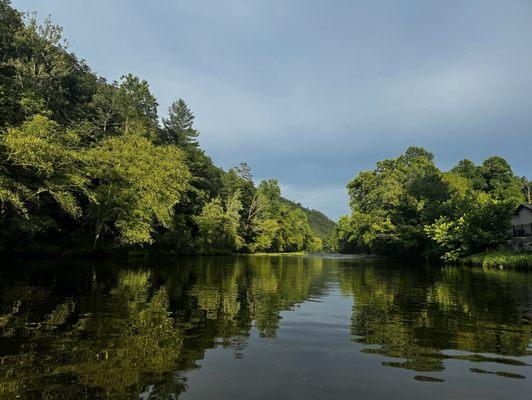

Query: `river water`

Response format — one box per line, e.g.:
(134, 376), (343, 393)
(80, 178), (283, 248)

(1, 255), (531, 399)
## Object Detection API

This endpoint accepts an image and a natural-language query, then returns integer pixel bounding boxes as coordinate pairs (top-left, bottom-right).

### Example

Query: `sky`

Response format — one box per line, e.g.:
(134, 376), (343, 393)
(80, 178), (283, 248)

(12, 0), (532, 220)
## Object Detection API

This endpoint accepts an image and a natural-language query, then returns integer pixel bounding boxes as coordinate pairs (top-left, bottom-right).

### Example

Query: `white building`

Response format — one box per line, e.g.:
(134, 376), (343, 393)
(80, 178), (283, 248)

(511, 204), (532, 237)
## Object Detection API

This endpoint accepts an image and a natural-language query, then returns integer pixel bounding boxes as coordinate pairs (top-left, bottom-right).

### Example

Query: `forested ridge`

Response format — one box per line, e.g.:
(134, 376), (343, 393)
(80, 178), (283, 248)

(0, 1), (324, 255)
(329, 146), (531, 261)
(279, 197), (335, 240)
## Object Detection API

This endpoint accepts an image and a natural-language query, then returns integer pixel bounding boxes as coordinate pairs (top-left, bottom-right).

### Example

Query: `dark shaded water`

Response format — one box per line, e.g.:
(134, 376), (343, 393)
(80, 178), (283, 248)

(1, 255), (531, 399)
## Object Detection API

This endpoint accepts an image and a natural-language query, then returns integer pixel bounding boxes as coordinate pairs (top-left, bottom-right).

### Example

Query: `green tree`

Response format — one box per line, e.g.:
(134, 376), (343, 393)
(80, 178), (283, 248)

(0, 0), (23, 126)
(327, 215), (362, 253)
(154, 100), (224, 253)
(273, 207), (313, 252)
(159, 99), (199, 147)
(85, 130), (190, 248)
(340, 147), (524, 260)
(345, 146), (449, 256)
(243, 180), (281, 252)
(235, 162), (253, 181)
(451, 159), (486, 191)
(0, 1), (332, 255)
(2, 10), (97, 126)
(76, 80), (122, 143)
(221, 167), (256, 238)
(114, 74), (158, 137)
(426, 194), (514, 260)
(0, 115), (86, 243)
(481, 156), (523, 201)
(195, 192), (244, 252)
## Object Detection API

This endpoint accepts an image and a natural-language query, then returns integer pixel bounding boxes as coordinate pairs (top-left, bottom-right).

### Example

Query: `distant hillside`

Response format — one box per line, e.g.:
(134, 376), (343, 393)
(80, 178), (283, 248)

(280, 198), (336, 239)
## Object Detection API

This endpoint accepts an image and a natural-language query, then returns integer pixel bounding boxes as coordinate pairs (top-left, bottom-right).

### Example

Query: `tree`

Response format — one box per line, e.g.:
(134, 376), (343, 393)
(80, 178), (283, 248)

(451, 159), (486, 191)
(0, 115), (86, 240)
(0, 1), (21, 59)
(0, 1), (331, 255)
(426, 194), (513, 260)
(159, 99), (199, 147)
(0, 0), (23, 127)
(345, 146), (449, 256)
(114, 74), (158, 137)
(2, 10), (97, 126)
(195, 192), (244, 252)
(327, 215), (359, 253)
(248, 218), (279, 252)
(243, 180), (281, 252)
(221, 167), (256, 223)
(403, 146), (434, 161)
(257, 179), (281, 215)
(151, 100), (225, 253)
(273, 206), (317, 252)
(77, 80), (121, 143)
(235, 162), (253, 181)
(85, 130), (190, 248)
(339, 147), (525, 260)
(480, 156), (523, 202)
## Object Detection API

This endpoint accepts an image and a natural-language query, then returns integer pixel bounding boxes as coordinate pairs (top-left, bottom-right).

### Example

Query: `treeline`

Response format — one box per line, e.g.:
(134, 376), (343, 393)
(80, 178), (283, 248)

(329, 146), (530, 260)
(0, 1), (322, 255)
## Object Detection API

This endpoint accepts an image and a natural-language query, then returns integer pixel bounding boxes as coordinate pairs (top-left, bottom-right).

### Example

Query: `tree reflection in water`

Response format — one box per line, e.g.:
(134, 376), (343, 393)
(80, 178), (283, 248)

(0, 256), (531, 398)
(340, 262), (532, 376)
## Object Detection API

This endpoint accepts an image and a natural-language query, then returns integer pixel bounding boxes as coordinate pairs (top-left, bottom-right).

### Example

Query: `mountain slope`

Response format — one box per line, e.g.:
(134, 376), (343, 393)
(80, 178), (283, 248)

(280, 197), (336, 239)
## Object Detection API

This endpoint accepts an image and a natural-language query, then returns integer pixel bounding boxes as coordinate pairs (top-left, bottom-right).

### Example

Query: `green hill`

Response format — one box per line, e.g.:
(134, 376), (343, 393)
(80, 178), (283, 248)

(280, 198), (336, 240)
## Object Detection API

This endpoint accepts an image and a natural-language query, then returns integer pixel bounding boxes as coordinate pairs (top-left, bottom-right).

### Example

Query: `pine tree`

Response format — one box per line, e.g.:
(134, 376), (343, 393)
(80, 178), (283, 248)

(160, 99), (199, 147)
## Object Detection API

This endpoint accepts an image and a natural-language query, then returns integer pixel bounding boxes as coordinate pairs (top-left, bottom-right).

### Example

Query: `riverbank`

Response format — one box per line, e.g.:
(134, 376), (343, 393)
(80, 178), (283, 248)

(0, 247), (314, 259)
(462, 250), (532, 270)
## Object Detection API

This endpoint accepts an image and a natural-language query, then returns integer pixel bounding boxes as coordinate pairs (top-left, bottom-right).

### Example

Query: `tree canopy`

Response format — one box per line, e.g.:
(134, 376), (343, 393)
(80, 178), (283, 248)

(0, 1), (323, 255)
(329, 147), (527, 260)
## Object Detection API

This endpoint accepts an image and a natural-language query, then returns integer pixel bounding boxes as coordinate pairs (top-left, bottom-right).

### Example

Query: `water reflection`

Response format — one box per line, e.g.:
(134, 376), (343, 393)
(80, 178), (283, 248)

(340, 263), (532, 376)
(0, 256), (531, 399)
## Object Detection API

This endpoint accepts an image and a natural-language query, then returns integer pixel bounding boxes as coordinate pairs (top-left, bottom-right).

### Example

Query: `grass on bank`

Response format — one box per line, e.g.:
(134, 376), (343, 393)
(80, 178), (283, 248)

(462, 251), (532, 270)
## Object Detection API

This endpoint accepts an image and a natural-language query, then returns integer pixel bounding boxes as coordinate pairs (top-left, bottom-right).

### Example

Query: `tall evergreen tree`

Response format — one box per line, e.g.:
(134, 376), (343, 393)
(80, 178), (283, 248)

(160, 99), (199, 147)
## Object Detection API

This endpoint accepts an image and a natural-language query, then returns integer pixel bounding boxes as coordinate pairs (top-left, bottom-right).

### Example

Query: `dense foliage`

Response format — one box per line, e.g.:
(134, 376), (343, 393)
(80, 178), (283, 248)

(329, 146), (529, 260)
(279, 197), (336, 240)
(0, 2), (322, 255)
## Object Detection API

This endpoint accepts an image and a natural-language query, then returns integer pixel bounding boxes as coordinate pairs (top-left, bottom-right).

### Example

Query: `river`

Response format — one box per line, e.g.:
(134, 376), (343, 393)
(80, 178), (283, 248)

(1, 255), (531, 399)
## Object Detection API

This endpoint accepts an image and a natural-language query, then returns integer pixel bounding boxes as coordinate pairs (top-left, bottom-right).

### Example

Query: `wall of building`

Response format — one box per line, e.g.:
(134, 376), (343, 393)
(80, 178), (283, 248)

(512, 207), (532, 236)
(512, 208), (532, 225)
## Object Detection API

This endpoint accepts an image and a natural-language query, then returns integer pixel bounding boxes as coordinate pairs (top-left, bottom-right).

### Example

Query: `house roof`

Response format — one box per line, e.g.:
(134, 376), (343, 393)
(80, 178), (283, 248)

(517, 204), (532, 213)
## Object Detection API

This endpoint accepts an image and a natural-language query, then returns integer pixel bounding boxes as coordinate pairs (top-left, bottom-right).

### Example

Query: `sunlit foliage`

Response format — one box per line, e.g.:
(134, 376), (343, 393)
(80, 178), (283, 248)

(0, 1), (325, 254)
(330, 147), (526, 259)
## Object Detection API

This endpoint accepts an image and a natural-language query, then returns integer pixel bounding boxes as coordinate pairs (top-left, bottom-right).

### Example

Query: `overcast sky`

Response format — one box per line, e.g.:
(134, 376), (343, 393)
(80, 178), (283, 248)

(13, 0), (532, 220)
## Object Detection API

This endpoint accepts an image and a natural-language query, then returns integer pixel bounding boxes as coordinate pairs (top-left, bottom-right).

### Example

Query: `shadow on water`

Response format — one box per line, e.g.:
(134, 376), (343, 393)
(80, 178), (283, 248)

(0, 255), (531, 398)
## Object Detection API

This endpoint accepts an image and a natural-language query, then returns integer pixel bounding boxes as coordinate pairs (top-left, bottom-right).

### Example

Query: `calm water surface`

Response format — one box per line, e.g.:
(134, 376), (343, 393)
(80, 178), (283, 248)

(1, 255), (531, 399)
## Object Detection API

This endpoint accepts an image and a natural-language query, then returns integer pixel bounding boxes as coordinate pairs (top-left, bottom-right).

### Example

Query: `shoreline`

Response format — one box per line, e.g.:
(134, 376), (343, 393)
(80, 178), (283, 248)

(460, 250), (532, 271)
